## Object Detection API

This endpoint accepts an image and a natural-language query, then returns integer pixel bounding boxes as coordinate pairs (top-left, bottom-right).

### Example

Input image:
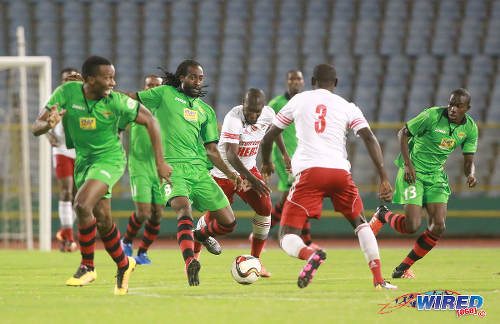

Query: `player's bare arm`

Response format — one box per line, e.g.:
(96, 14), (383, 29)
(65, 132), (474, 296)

(274, 133), (292, 173)
(261, 125), (284, 179)
(358, 127), (393, 202)
(205, 142), (244, 190)
(114, 89), (139, 101)
(463, 154), (477, 188)
(32, 103), (66, 136)
(398, 126), (416, 184)
(225, 142), (271, 197)
(134, 105), (172, 184)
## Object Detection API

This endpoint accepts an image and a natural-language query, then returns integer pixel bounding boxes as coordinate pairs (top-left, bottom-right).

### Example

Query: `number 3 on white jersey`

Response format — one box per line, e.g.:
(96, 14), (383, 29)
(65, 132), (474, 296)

(404, 185), (417, 201)
(314, 104), (327, 133)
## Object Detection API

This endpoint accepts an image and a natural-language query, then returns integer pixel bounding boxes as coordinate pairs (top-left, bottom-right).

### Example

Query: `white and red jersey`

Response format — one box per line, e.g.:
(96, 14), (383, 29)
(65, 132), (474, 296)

(51, 122), (76, 159)
(273, 88), (369, 176)
(211, 105), (275, 179)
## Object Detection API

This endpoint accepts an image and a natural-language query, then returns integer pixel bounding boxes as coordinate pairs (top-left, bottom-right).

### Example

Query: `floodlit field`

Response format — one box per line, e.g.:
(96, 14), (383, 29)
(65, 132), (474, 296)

(0, 247), (498, 324)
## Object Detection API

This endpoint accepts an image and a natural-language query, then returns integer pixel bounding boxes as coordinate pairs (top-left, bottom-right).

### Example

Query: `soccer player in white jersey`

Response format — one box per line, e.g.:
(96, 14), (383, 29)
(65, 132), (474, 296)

(45, 68), (81, 252)
(261, 64), (397, 290)
(195, 88), (290, 277)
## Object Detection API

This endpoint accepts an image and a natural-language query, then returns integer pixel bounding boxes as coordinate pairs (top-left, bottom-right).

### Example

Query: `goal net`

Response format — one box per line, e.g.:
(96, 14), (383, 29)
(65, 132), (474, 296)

(0, 56), (52, 251)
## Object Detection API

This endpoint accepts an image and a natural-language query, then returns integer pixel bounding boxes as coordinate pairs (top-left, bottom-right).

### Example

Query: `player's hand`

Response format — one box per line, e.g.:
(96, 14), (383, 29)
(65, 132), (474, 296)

(47, 104), (65, 129)
(260, 162), (275, 184)
(228, 172), (244, 191)
(378, 179), (393, 202)
(283, 155), (292, 174)
(64, 72), (84, 82)
(240, 179), (252, 192)
(157, 161), (173, 186)
(466, 175), (477, 188)
(248, 176), (272, 197)
(46, 132), (60, 147)
(403, 162), (416, 184)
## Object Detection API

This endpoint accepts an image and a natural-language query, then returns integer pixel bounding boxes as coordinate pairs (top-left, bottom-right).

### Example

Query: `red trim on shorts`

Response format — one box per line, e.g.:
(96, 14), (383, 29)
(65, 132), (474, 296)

(54, 154), (75, 179)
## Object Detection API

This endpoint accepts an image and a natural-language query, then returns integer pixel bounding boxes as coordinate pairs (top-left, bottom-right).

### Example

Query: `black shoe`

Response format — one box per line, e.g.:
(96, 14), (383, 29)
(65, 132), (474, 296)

(392, 265), (415, 279)
(375, 205), (390, 223)
(187, 259), (201, 286)
(297, 250), (327, 288)
(193, 230), (222, 255)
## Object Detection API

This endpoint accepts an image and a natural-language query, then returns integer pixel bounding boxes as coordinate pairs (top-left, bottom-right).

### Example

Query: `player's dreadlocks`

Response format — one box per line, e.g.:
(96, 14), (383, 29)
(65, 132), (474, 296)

(158, 59), (207, 97)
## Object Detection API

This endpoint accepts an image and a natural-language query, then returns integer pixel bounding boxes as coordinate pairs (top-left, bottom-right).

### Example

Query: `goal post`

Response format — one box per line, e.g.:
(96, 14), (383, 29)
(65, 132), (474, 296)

(0, 55), (52, 251)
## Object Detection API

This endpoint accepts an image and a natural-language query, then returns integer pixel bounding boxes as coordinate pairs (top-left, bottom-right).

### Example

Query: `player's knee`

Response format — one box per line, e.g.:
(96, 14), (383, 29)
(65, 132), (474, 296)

(136, 206), (152, 222)
(220, 219), (237, 234)
(150, 208), (162, 223)
(73, 199), (93, 217)
(429, 222), (446, 235)
(406, 218), (421, 234)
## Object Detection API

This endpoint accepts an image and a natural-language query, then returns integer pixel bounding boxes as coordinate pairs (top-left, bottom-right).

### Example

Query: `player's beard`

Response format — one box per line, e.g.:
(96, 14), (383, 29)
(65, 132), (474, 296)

(183, 85), (208, 98)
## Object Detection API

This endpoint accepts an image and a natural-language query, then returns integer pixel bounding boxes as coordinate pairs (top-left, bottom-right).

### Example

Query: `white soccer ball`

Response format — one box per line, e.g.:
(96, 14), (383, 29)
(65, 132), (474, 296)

(231, 255), (262, 285)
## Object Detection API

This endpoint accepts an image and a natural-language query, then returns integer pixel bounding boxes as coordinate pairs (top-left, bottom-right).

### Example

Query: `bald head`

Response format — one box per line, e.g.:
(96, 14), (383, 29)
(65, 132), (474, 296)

(144, 74), (163, 91)
(312, 64), (338, 90)
(242, 88), (266, 125)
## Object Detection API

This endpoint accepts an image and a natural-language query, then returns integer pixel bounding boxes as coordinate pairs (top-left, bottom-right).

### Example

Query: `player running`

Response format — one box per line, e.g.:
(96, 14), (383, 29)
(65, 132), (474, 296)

(120, 75), (164, 265)
(32, 56), (172, 295)
(369, 88), (478, 279)
(46, 67), (80, 252)
(118, 59), (243, 286)
(194, 88), (290, 277)
(261, 64), (397, 290)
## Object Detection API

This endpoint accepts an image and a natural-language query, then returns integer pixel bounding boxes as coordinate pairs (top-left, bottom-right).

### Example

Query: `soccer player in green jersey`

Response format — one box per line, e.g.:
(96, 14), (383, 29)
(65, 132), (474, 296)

(121, 75), (164, 265)
(265, 70), (320, 249)
(32, 56), (172, 295)
(119, 60), (243, 286)
(369, 88), (478, 279)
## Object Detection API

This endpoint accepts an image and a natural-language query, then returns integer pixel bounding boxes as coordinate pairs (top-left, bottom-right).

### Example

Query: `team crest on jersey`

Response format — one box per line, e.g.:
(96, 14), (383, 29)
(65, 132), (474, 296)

(439, 138), (455, 150)
(79, 117), (96, 130)
(101, 110), (113, 119)
(458, 132), (466, 138)
(183, 108), (198, 122)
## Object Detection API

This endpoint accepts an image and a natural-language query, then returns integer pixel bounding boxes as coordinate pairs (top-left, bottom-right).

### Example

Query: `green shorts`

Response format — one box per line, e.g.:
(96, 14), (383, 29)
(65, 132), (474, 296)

(130, 174), (167, 205)
(74, 158), (125, 199)
(393, 168), (450, 206)
(272, 149), (294, 192)
(165, 162), (230, 212)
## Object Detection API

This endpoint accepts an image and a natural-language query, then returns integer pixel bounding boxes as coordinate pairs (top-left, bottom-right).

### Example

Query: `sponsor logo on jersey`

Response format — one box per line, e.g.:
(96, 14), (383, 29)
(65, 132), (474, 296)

(79, 117), (96, 130)
(183, 108), (198, 122)
(439, 138), (455, 150)
(175, 97), (187, 104)
(101, 110), (113, 119)
(72, 104), (85, 111)
(458, 132), (466, 138)
(198, 107), (205, 115)
(100, 170), (111, 179)
(127, 98), (137, 109)
(434, 129), (446, 134)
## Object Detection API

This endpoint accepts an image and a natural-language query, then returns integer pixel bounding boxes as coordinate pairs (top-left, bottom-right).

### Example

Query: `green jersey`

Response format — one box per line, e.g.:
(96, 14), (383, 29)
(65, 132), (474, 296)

(395, 107), (478, 173)
(46, 81), (139, 161)
(128, 122), (156, 177)
(137, 85), (218, 165)
(269, 93), (298, 157)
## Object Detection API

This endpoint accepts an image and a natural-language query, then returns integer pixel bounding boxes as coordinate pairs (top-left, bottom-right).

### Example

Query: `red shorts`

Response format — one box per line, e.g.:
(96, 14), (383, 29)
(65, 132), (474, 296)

(281, 167), (363, 229)
(209, 167), (272, 217)
(53, 154), (75, 179)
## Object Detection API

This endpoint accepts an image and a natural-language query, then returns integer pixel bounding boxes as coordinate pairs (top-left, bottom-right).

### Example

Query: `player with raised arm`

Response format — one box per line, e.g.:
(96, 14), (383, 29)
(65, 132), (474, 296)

(369, 88), (478, 279)
(194, 88), (290, 277)
(45, 67), (80, 252)
(32, 56), (172, 295)
(266, 70), (318, 248)
(261, 64), (396, 290)
(120, 75), (164, 265)
(118, 60), (243, 286)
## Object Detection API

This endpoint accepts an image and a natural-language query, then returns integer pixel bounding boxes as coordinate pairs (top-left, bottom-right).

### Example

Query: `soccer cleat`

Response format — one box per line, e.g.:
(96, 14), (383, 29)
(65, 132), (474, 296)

(392, 267), (416, 279)
(64, 241), (78, 252)
(66, 265), (97, 286)
(369, 205), (390, 236)
(375, 281), (398, 290)
(56, 230), (67, 252)
(258, 259), (271, 278)
(134, 252), (152, 265)
(186, 259), (201, 286)
(114, 257), (136, 295)
(120, 237), (133, 257)
(297, 250), (327, 288)
(193, 230), (222, 255)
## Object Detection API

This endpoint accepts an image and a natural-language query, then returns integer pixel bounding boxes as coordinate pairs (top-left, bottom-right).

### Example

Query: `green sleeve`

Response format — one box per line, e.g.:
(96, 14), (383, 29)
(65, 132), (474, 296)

(115, 93), (140, 130)
(137, 85), (164, 113)
(200, 106), (219, 143)
(268, 98), (280, 114)
(406, 109), (434, 137)
(45, 84), (67, 111)
(462, 122), (478, 154)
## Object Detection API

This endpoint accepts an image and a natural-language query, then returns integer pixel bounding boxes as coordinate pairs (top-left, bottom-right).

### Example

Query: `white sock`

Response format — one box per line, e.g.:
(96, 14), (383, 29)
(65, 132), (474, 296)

(59, 201), (74, 228)
(355, 223), (380, 262)
(252, 214), (271, 240)
(280, 234), (306, 258)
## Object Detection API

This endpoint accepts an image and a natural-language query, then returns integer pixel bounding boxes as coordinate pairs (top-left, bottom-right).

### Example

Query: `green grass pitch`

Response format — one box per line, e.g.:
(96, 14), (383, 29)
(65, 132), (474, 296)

(0, 247), (498, 324)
